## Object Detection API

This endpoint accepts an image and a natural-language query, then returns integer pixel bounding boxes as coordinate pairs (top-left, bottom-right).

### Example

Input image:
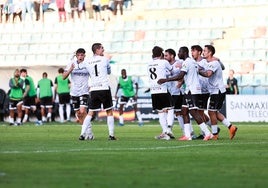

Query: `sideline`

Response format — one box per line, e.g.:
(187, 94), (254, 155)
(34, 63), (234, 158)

(0, 142), (267, 154)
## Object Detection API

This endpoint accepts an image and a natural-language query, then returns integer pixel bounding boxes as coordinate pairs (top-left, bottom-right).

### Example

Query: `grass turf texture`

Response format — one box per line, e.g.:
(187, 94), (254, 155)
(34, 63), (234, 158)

(0, 121), (267, 188)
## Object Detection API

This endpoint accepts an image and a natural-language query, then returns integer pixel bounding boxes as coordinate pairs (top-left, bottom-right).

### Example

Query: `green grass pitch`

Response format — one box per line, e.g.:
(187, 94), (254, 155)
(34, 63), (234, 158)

(0, 121), (267, 188)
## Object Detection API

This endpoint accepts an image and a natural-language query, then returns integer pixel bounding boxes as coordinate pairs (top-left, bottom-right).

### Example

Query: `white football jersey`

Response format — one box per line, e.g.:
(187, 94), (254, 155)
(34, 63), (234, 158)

(206, 60), (226, 94)
(84, 55), (111, 91)
(197, 58), (210, 94)
(167, 59), (185, 95)
(65, 60), (90, 96)
(148, 58), (173, 94)
(180, 57), (201, 94)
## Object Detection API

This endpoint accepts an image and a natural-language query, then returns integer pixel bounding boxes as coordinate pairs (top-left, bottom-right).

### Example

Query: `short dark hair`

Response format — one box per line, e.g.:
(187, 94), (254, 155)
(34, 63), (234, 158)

(20, 68), (27, 73)
(76, 48), (86, 54)
(191, 45), (203, 52)
(152, 46), (163, 58)
(42, 72), (47, 78)
(92, 43), (102, 53)
(165, 48), (176, 57)
(58, 68), (64, 74)
(204, 45), (215, 55)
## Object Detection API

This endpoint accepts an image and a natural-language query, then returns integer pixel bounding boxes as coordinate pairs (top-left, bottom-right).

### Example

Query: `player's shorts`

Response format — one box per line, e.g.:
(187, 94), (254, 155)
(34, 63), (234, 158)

(23, 96), (36, 109)
(9, 99), (23, 110)
(58, 93), (71, 105)
(71, 94), (89, 111)
(208, 92), (226, 111)
(197, 93), (210, 110)
(172, 94), (184, 112)
(119, 95), (136, 105)
(40, 97), (53, 108)
(151, 92), (174, 111)
(182, 91), (199, 110)
(89, 89), (113, 111)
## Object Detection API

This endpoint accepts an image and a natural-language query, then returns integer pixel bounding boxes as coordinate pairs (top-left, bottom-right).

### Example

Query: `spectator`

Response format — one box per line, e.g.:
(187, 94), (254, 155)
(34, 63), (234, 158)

(3, 0), (13, 23)
(21, 0), (33, 22)
(37, 72), (54, 123)
(113, 0), (123, 16)
(8, 69), (24, 126)
(226, 69), (239, 95)
(0, 0), (5, 23)
(91, 0), (101, 20)
(78, 0), (86, 19)
(56, 0), (67, 22)
(12, 0), (23, 23)
(54, 67), (71, 123)
(100, 0), (110, 21)
(69, 0), (79, 21)
(33, 0), (41, 21)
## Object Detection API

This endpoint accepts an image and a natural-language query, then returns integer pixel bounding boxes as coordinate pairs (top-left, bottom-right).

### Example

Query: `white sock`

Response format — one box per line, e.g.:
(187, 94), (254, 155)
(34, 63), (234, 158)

(136, 111), (143, 123)
(221, 118), (231, 127)
(177, 115), (184, 133)
(199, 122), (211, 136)
(42, 116), (46, 122)
(47, 112), (51, 118)
(189, 122), (194, 135)
(119, 115), (124, 124)
(23, 114), (28, 123)
(107, 116), (115, 136)
(167, 109), (174, 127)
(184, 123), (191, 138)
(206, 119), (211, 127)
(158, 112), (167, 133)
(211, 125), (218, 134)
(66, 104), (71, 120)
(17, 118), (21, 124)
(59, 104), (64, 122)
(81, 115), (92, 136)
(9, 116), (14, 124)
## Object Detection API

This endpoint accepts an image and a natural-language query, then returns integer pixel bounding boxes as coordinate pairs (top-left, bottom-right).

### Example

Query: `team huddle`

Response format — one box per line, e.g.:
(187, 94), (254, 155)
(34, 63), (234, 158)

(148, 45), (238, 141)
(7, 42), (238, 141)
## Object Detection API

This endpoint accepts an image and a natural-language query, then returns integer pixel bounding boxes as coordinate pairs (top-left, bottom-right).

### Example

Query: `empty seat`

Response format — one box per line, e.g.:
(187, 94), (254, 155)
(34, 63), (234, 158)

(254, 86), (267, 95)
(241, 86), (254, 95)
(240, 74), (254, 87)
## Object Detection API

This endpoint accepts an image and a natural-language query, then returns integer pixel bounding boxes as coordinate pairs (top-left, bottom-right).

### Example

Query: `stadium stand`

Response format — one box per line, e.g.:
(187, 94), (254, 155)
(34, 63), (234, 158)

(0, 0), (268, 95)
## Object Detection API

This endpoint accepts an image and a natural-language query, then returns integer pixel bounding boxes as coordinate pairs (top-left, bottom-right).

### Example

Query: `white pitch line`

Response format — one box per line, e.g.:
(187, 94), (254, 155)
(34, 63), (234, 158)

(0, 142), (267, 154)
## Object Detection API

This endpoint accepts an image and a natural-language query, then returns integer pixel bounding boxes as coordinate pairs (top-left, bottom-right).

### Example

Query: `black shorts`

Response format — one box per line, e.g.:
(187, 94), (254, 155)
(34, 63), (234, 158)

(40, 97), (53, 108)
(172, 95), (184, 112)
(197, 93), (210, 110)
(119, 95), (136, 105)
(151, 93), (173, 111)
(58, 93), (71, 105)
(89, 89), (113, 111)
(71, 94), (89, 111)
(9, 99), (23, 110)
(23, 96), (36, 109)
(208, 92), (226, 111)
(182, 91), (199, 110)
(70, 0), (79, 8)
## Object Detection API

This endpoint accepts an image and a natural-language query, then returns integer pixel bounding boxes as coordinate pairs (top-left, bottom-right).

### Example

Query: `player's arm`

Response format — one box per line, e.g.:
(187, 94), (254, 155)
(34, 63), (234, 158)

(23, 85), (30, 98)
(199, 69), (213, 77)
(157, 71), (185, 85)
(114, 83), (120, 99)
(62, 63), (75, 80)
